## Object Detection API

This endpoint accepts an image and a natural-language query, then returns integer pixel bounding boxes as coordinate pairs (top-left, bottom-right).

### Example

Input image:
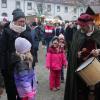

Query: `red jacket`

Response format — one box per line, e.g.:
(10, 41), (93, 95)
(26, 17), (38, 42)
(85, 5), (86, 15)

(44, 25), (55, 37)
(46, 47), (67, 70)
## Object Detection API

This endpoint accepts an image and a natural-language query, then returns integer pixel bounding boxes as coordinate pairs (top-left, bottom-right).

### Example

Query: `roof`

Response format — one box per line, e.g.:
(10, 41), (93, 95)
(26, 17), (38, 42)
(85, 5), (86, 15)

(35, 0), (100, 6)
(86, 6), (100, 15)
(35, 0), (77, 5)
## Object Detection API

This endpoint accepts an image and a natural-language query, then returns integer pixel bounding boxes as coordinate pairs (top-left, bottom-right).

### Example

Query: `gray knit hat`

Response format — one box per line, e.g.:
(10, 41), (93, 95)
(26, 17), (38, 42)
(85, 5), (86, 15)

(15, 37), (31, 54)
(12, 8), (25, 21)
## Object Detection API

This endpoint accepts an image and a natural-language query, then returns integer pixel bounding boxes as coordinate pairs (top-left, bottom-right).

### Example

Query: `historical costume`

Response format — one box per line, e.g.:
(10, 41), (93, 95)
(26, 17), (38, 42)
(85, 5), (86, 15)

(64, 14), (100, 100)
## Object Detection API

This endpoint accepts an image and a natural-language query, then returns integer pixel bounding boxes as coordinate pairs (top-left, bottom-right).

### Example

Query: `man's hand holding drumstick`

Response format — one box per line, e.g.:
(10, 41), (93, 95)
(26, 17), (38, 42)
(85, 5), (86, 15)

(78, 48), (100, 60)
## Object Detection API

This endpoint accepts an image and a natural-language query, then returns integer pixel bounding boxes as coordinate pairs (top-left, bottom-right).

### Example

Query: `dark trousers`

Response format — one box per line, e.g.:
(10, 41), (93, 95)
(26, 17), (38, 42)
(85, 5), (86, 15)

(1, 70), (21, 100)
(33, 48), (38, 67)
(45, 37), (52, 48)
(95, 83), (100, 100)
(77, 75), (89, 100)
(0, 71), (4, 88)
(61, 67), (64, 81)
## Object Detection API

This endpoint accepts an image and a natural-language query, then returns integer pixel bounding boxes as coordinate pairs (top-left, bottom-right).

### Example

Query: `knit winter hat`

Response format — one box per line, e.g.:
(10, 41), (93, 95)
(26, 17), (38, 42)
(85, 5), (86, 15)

(58, 34), (64, 39)
(12, 8), (25, 21)
(15, 37), (31, 54)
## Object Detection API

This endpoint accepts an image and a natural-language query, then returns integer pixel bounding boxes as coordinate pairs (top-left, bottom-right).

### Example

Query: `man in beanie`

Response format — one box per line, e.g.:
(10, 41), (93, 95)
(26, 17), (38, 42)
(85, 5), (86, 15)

(0, 9), (33, 100)
(64, 13), (100, 100)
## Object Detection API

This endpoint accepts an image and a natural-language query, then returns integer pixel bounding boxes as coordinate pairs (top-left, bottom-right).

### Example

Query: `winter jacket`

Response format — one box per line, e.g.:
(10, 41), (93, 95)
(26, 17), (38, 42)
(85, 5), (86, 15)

(0, 22), (33, 70)
(44, 25), (55, 38)
(14, 63), (37, 98)
(31, 26), (41, 50)
(13, 55), (37, 98)
(46, 47), (67, 70)
(55, 27), (64, 36)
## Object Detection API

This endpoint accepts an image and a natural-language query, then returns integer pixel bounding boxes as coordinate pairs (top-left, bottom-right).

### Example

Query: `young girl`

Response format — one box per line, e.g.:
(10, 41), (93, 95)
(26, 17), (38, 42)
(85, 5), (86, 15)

(13, 37), (37, 100)
(46, 36), (67, 91)
(58, 34), (67, 83)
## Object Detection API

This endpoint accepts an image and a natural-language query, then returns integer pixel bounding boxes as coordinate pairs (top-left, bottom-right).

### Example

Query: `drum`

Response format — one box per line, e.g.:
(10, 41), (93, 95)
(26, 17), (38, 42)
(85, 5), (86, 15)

(76, 57), (100, 86)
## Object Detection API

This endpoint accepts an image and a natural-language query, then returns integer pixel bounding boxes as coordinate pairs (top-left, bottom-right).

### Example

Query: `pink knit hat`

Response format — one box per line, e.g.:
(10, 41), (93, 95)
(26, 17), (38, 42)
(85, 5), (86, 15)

(58, 34), (64, 39)
(77, 13), (94, 27)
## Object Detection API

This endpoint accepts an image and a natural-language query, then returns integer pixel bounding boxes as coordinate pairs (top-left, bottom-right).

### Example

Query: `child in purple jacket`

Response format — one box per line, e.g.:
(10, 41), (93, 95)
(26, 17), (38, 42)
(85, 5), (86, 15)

(13, 37), (37, 100)
(46, 36), (67, 91)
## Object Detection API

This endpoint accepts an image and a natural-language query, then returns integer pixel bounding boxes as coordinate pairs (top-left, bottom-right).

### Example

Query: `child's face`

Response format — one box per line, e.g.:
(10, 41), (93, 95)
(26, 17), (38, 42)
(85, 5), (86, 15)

(52, 40), (59, 48)
(59, 39), (65, 47)
(59, 38), (64, 43)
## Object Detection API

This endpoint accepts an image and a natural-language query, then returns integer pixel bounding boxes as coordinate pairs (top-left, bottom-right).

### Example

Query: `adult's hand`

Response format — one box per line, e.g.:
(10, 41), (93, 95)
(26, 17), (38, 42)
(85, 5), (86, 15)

(91, 49), (100, 57)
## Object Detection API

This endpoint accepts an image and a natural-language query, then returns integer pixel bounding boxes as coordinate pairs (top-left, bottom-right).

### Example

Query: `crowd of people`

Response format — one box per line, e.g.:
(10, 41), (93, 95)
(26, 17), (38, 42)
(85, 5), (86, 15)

(0, 8), (100, 100)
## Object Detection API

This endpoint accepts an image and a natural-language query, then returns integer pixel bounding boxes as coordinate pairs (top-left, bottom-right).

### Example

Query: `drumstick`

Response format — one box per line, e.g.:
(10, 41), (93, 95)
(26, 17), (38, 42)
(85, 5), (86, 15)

(83, 53), (92, 61)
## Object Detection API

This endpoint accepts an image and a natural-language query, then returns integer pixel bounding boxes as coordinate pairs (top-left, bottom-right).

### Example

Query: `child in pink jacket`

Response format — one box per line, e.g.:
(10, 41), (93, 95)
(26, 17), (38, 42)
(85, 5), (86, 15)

(58, 34), (67, 83)
(46, 36), (67, 91)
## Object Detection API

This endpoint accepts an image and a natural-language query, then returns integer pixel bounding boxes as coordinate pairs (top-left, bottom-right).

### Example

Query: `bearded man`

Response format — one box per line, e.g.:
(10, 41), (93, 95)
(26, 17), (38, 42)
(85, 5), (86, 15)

(64, 13), (100, 100)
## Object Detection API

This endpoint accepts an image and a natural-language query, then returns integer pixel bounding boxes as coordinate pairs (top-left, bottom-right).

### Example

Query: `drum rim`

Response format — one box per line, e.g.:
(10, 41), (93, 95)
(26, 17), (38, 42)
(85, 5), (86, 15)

(76, 57), (95, 72)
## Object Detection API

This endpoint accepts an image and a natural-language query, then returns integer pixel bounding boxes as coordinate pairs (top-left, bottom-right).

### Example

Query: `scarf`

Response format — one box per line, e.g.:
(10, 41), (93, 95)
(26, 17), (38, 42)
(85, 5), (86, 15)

(86, 26), (94, 36)
(10, 22), (26, 33)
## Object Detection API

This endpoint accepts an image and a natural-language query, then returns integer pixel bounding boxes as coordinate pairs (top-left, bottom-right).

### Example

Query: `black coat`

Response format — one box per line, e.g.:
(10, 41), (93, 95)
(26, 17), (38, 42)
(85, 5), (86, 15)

(64, 28), (100, 100)
(0, 22), (33, 71)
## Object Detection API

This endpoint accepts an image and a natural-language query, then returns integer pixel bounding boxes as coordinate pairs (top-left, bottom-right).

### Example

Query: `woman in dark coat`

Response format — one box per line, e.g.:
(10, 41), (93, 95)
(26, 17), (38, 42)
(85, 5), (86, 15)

(0, 9), (33, 100)
(0, 23), (4, 95)
(64, 14), (100, 100)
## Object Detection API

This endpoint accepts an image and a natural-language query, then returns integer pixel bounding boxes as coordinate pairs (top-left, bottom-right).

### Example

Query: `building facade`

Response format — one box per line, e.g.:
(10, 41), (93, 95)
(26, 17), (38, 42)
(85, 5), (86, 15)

(0, 0), (99, 21)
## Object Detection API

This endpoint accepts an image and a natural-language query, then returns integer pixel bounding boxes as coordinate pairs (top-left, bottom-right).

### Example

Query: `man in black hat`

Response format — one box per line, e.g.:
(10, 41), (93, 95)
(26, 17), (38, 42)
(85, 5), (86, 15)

(64, 13), (100, 100)
(0, 9), (33, 100)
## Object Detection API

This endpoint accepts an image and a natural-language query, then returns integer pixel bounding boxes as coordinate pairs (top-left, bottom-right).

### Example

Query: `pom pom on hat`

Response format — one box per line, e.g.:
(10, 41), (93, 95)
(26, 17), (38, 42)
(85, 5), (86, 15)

(58, 34), (64, 39)
(15, 37), (31, 54)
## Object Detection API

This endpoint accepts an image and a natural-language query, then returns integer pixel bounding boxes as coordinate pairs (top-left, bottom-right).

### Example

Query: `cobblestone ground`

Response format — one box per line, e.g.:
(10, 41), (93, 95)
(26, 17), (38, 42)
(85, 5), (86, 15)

(0, 43), (67, 100)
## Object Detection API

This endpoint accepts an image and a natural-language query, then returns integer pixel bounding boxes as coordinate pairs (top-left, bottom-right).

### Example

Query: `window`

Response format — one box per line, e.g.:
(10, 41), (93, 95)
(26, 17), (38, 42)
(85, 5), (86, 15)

(27, 2), (32, 10)
(65, 7), (68, 13)
(1, 0), (7, 8)
(80, 8), (84, 12)
(47, 5), (51, 12)
(2, 12), (7, 17)
(37, 4), (43, 14)
(57, 6), (60, 12)
(73, 8), (77, 13)
(16, 1), (20, 9)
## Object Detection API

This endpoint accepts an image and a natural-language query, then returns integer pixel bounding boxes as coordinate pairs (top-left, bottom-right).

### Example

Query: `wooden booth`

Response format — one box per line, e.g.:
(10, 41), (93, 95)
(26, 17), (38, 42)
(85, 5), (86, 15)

(86, 6), (100, 26)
